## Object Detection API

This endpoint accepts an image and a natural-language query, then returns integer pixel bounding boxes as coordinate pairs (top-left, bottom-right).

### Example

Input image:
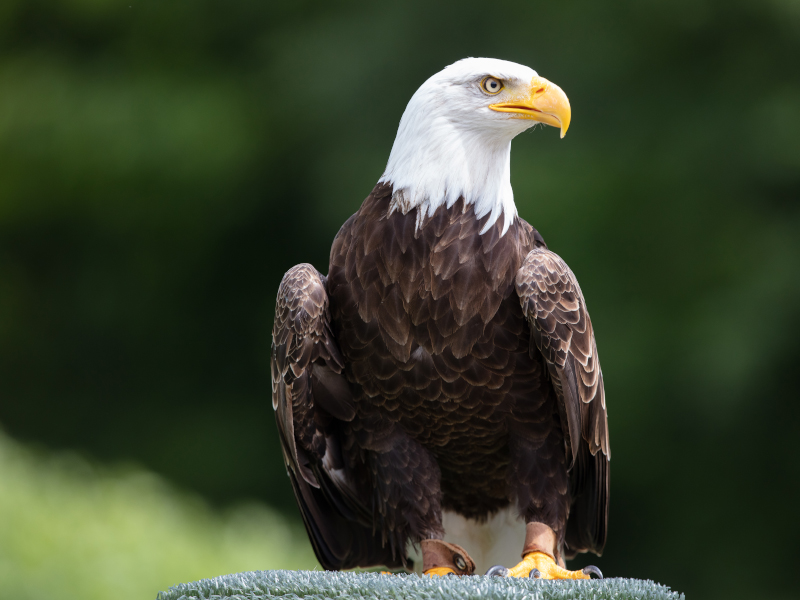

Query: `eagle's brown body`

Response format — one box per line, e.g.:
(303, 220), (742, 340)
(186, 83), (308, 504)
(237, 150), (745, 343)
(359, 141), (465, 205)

(329, 183), (560, 520)
(272, 183), (609, 571)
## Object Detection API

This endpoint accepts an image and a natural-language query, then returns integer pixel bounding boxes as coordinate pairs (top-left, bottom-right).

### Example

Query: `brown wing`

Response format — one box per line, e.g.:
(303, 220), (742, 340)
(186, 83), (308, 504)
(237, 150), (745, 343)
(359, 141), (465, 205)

(272, 263), (402, 570)
(515, 248), (609, 557)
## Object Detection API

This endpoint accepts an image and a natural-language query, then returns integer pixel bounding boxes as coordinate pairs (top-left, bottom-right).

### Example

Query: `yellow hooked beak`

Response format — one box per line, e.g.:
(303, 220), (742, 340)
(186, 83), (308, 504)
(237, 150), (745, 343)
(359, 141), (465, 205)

(489, 76), (571, 138)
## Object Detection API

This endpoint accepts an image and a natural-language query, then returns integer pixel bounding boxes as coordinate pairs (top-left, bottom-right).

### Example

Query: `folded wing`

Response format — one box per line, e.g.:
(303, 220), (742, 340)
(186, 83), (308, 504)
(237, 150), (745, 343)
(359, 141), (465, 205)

(515, 248), (609, 557)
(272, 263), (402, 570)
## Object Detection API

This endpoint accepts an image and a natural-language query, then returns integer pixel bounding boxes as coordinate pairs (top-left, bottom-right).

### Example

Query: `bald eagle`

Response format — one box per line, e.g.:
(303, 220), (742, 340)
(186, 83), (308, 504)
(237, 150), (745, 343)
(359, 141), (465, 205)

(272, 58), (609, 580)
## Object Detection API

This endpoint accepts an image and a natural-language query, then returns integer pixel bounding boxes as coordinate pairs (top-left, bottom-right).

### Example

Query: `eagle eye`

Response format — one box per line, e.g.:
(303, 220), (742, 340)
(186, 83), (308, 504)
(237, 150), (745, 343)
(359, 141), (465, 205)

(481, 76), (503, 95)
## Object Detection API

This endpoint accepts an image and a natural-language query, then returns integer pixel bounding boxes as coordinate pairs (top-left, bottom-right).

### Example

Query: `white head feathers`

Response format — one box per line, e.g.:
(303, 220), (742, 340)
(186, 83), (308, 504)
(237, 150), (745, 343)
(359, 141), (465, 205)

(379, 58), (543, 236)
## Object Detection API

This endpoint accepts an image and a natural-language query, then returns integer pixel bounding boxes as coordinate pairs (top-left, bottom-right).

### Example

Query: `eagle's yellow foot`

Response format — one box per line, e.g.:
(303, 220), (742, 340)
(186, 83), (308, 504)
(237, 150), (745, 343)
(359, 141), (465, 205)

(423, 567), (457, 576)
(486, 552), (602, 580)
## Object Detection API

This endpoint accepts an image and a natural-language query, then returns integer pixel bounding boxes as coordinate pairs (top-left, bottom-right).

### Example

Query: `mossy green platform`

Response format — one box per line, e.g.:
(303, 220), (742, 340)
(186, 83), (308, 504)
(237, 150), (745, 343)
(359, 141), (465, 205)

(156, 570), (684, 600)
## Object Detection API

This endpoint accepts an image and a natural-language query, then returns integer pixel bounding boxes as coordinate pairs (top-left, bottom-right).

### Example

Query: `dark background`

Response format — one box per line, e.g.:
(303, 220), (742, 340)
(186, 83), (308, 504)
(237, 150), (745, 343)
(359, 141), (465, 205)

(1, 1), (798, 598)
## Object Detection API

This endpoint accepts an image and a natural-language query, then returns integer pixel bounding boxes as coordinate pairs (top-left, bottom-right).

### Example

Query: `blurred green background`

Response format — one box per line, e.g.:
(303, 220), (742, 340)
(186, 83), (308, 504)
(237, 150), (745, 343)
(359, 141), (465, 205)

(0, 0), (798, 599)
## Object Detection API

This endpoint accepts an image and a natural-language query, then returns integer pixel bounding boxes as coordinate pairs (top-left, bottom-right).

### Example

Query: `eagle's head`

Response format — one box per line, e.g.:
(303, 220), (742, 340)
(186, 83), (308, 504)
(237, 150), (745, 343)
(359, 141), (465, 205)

(380, 58), (571, 235)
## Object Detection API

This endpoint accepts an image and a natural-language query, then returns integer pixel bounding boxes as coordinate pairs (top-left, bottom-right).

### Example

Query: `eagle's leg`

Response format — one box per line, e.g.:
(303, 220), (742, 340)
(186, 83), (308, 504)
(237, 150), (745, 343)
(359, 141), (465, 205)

(491, 434), (600, 579)
(365, 429), (468, 573)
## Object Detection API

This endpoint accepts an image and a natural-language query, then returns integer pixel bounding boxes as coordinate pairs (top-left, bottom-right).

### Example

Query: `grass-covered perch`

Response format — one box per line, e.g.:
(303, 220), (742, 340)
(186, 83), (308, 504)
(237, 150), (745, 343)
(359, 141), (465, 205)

(157, 570), (684, 600)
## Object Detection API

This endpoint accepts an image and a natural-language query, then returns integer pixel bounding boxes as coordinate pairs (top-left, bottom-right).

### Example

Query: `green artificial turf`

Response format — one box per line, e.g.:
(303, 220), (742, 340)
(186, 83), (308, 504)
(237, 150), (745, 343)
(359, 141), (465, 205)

(157, 570), (685, 600)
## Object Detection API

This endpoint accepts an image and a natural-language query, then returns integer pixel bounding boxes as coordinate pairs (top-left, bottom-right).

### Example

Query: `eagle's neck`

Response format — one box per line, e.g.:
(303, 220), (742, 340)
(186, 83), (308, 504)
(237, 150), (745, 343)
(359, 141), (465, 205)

(378, 107), (517, 236)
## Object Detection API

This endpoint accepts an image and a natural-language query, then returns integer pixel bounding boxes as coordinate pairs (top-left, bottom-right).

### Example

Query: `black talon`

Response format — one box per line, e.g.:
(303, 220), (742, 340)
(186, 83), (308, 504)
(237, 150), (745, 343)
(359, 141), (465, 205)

(582, 565), (603, 579)
(528, 568), (542, 578)
(486, 565), (508, 577)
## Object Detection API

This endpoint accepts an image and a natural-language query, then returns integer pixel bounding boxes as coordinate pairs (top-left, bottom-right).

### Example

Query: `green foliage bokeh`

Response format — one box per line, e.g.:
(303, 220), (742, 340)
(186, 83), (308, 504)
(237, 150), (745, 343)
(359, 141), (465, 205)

(0, 430), (317, 600)
(0, 1), (798, 599)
